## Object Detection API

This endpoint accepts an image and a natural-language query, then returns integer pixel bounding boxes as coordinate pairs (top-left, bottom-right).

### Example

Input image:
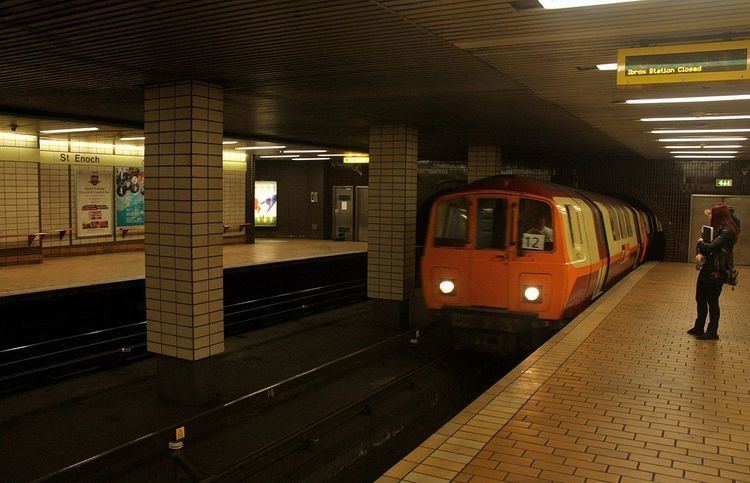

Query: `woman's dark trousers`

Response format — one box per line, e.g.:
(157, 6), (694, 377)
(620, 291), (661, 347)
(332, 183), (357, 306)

(694, 280), (723, 336)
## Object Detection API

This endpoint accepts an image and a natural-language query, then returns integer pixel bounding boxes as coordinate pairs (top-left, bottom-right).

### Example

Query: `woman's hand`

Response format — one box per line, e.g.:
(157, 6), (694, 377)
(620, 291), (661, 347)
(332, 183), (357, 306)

(695, 254), (704, 263)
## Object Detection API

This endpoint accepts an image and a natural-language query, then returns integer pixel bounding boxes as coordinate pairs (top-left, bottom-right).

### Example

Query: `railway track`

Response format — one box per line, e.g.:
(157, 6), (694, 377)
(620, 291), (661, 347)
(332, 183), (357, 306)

(30, 327), (494, 483)
(0, 278), (366, 394)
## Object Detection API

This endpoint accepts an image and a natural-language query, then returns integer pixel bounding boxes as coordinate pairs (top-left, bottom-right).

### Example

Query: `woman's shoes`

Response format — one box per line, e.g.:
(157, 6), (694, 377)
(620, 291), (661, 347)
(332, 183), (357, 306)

(697, 333), (719, 340)
(687, 327), (703, 336)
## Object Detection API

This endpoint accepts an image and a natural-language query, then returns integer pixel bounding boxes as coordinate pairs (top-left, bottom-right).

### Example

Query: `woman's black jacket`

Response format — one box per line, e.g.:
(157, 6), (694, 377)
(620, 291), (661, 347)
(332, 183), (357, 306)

(697, 225), (736, 283)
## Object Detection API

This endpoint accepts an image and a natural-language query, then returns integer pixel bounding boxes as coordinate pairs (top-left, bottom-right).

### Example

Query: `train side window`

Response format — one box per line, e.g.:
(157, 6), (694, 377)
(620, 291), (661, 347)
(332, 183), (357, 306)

(606, 205), (621, 240)
(615, 207), (627, 239)
(434, 197), (469, 247)
(475, 198), (507, 249)
(520, 198), (553, 251)
(565, 204), (585, 261)
(619, 207), (633, 238)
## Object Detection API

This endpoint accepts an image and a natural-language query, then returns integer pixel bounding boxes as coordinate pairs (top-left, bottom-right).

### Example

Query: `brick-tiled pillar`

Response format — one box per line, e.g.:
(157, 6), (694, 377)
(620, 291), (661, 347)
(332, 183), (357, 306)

(368, 125), (418, 327)
(144, 80), (224, 385)
(244, 155), (256, 244)
(468, 144), (502, 183)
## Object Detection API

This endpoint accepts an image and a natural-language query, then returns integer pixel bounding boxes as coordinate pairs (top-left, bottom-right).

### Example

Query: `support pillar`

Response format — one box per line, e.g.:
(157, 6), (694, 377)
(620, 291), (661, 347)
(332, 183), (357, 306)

(468, 144), (502, 183)
(368, 125), (418, 327)
(144, 80), (224, 404)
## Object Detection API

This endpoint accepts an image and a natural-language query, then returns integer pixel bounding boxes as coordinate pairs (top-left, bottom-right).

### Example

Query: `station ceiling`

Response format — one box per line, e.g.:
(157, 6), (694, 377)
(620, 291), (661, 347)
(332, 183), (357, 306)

(1, 0), (749, 160)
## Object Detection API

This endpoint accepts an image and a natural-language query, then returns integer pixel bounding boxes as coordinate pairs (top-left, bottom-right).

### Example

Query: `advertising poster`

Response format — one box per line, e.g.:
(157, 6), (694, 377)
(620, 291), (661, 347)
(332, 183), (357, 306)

(254, 180), (278, 227)
(115, 167), (145, 227)
(76, 168), (113, 238)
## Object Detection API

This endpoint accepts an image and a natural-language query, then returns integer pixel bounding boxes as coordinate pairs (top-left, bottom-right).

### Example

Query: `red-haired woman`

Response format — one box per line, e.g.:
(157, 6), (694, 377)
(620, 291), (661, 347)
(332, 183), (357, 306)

(688, 203), (739, 340)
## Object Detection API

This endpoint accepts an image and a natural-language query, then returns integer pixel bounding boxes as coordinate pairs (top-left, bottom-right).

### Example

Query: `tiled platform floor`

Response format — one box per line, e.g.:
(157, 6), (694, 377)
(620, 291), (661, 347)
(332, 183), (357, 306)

(0, 239), (366, 297)
(381, 262), (750, 483)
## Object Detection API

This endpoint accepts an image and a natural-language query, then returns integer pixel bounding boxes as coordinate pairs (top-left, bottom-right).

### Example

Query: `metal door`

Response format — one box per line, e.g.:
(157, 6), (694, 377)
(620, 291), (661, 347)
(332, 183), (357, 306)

(469, 196), (511, 309)
(690, 195), (750, 265)
(333, 186), (354, 241)
(356, 186), (368, 242)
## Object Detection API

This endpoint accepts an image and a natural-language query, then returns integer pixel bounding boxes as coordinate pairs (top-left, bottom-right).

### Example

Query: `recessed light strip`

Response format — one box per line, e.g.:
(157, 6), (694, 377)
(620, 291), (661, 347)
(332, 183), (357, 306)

(671, 151), (739, 154)
(236, 145), (286, 150)
(539, 0), (642, 9)
(119, 136), (145, 141)
(658, 137), (747, 142)
(651, 128), (750, 134)
(664, 145), (744, 149)
(282, 149), (327, 153)
(258, 155), (299, 158)
(222, 141), (238, 145)
(674, 155), (736, 159)
(40, 127), (99, 134)
(627, 94), (750, 104)
(294, 157), (330, 160)
(596, 63), (618, 71)
(642, 114), (750, 122)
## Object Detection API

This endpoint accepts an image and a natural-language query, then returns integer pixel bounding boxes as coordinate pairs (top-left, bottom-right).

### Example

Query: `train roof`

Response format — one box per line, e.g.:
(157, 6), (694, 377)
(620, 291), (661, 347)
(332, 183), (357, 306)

(455, 175), (575, 198)
(441, 175), (636, 209)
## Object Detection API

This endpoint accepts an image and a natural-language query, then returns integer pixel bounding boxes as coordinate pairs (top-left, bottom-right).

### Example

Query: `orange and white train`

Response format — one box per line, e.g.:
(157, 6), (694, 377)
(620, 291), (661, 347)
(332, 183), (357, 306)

(422, 176), (663, 327)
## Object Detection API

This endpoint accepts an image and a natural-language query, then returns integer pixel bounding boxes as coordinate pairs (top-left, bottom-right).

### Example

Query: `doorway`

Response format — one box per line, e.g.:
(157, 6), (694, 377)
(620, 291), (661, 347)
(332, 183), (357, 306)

(689, 195), (750, 265)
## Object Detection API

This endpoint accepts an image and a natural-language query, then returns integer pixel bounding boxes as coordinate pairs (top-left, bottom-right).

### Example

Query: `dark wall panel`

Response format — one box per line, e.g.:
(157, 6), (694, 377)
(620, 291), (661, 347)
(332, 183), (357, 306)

(255, 160), (325, 239)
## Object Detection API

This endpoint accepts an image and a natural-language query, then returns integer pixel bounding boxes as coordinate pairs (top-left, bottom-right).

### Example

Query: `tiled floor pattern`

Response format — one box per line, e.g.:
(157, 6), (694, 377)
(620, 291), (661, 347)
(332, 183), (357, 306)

(380, 262), (750, 482)
(0, 239), (366, 297)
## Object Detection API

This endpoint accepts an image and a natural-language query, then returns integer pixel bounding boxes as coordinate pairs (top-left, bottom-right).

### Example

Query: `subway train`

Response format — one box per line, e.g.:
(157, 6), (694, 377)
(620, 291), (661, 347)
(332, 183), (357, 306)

(421, 176), (663, 351)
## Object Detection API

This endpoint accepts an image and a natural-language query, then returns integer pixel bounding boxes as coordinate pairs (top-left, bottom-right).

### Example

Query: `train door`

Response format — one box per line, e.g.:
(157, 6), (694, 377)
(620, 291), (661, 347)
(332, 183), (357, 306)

(332, 186), (354, 240)
(468, 195), (511, 308)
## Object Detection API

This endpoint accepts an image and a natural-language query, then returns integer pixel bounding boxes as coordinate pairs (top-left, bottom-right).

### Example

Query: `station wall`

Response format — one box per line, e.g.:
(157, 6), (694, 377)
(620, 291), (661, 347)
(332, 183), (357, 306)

(0, 144), (249, 266)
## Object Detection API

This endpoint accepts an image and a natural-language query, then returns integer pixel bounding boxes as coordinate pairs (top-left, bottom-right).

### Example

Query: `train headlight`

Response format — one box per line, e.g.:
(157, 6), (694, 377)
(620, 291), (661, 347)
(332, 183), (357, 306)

(439, 280), (455, 295)
(523, 286), (541, 303)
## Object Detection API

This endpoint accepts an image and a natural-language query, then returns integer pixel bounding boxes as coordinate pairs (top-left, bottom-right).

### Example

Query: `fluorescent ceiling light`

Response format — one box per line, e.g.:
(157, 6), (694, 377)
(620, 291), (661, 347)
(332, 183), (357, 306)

(641, 114), (750, 122)
(658, 137), (748, 142)
(258, 155), (300, 158)
(703, 145), (744, 149)
(294, 157), (330, 160)
(627, 94), (750, 104)
(222, 141), (238, 145)
(671, 151), (739, 154)
(39, 127), (99, 134)
(674, 155), (736, 159)
(596, 63), (618, 71)
(235, 145), (286, 150)
(539, 0), (642, 8)
(282, 149), (327, 153)
(651, 128), (750, 134)
(663, 145), (702, 149)
(119, 136), (145, 141)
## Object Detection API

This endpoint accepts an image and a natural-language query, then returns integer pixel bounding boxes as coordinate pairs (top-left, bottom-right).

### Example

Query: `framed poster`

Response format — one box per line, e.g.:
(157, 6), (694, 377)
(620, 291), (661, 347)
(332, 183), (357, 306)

(115, 167), (145, 227)
(76, 168), (113, 238)
(255, 180), (277, 227)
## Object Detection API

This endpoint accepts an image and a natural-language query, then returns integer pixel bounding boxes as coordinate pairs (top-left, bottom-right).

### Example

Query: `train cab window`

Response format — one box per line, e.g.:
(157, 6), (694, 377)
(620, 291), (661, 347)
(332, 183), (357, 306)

(434, 197), (469, 247)
(520, 198), (553, 251)
(476, 198), (507, 249)
(606, 205), (621, 241)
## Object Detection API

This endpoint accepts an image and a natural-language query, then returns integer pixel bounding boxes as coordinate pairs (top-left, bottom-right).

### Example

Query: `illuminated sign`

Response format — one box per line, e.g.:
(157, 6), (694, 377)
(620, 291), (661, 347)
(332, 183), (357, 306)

(254, 180), (278, 227)
(617, 41), (750, 85)
(716, 178), (733, 187)
(39, 151), (144, 167)
(343, 155), (369, 164)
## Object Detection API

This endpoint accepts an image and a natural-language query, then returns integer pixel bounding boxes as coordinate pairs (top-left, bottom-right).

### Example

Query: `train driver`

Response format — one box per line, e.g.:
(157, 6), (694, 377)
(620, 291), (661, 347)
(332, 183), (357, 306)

(528, 217), (553, 245)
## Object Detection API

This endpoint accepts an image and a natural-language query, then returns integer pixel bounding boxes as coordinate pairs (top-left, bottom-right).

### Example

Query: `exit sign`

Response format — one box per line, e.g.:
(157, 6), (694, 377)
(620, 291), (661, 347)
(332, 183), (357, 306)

(716, 179), (733, 187)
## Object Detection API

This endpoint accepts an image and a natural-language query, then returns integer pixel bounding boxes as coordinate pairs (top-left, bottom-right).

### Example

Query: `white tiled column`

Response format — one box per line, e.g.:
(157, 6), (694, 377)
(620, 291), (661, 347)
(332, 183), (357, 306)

(368, 125), (417, 326)
(468, 144), (502, 183)
(144, 80), (224, 365)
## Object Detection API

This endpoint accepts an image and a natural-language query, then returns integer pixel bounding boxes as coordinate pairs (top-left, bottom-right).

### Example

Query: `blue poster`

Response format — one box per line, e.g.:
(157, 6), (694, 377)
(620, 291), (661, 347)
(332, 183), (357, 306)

(115, 167), (145, 227)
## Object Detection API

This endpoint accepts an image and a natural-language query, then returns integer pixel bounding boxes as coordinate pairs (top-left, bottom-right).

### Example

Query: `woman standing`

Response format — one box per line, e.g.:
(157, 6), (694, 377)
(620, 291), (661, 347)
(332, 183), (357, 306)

(688, 203), (739, 340)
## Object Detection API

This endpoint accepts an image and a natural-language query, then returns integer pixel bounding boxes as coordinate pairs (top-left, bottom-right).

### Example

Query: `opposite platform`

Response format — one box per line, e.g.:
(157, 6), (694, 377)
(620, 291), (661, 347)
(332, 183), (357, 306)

(381, 262), (750, 483)
(0, 239), (366, 297)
